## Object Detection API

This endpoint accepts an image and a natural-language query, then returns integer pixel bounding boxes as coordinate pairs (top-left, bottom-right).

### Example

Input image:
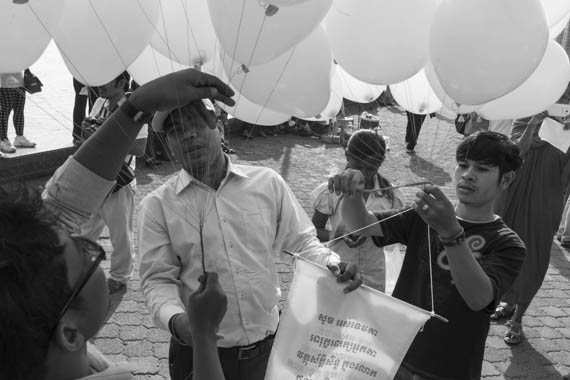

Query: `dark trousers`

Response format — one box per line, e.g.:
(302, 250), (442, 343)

(0, 87), (26, 140)
(404, 111), (427, 151)
(169, 335), (274, 380)
(72, 78), (96, 140)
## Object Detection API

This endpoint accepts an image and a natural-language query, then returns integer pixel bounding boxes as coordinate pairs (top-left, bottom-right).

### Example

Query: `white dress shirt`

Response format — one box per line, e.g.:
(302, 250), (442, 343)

(138, 156), (339, 347)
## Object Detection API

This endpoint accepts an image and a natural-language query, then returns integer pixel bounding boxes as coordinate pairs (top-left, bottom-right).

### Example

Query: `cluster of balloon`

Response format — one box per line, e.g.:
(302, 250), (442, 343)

(4, 0), (570, 122)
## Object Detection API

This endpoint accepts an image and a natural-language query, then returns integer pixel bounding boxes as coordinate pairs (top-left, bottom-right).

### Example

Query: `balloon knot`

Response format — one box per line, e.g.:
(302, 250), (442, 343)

(265, 4), (279, 16)
(240, 64), (250, 74)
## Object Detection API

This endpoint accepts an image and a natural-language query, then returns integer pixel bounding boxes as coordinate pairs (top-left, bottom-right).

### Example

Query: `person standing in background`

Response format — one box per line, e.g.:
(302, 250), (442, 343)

(72, 77), (97, 146)
(0, 70), (36, 155)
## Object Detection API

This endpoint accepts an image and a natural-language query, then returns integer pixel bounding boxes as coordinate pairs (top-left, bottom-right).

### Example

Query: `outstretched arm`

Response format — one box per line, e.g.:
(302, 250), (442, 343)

(415, 185), (493, 310)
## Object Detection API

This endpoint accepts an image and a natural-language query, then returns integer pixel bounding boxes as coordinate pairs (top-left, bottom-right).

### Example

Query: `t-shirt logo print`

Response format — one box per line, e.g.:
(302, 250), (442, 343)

(436, 234), (486, 271)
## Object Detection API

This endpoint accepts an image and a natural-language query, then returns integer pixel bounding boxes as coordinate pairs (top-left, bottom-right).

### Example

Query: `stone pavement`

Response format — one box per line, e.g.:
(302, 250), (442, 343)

(8, 43), (570, 379)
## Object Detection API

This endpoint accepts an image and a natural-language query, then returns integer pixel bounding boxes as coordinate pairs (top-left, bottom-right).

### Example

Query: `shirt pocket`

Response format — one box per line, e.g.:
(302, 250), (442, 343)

(240, 207), (275, 253)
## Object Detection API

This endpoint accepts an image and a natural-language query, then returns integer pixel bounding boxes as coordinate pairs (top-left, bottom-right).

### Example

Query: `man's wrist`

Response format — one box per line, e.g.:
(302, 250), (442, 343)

(169, 313), (192, 346)
(128, 91), (155, 115)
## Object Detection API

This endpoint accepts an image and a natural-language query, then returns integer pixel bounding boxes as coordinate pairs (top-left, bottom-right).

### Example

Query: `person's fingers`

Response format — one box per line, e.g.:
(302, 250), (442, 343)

(197, 72), (235, 100)
(328, 176), (335, 193)
(334, 176), (342, 196)
(424, 185), (446, 201)
(327, 263), (341, 277)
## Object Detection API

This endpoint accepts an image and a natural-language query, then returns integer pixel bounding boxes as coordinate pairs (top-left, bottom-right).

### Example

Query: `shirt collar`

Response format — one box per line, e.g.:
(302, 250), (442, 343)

(174, 154), (250, 195)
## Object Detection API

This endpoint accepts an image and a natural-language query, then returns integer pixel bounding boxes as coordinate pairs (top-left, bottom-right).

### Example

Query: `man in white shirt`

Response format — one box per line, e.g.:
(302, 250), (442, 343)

(139, 101), (362, 380)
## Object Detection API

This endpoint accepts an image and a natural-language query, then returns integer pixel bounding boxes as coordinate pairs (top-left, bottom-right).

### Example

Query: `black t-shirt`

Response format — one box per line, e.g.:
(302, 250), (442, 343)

(372, 209), (525, 380)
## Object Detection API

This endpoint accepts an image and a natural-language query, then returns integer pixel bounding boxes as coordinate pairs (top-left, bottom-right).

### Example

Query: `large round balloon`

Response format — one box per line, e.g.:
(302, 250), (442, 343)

(0, 0), (65, 72)
(54, 0), (159, 86)
(302, 91), (343, 122)
(204, 58), (291, 125)
(266, 0), (311, 6)
(223, 27), (332, 118)
(390, 70), (443, 115)
(332, 64), (386, 104)
(325, 0), (438, 85)
(478, 40), (570, 120)
(424, 62), (483, 113)
(129, 46), (189, 85)
(541, 0), (570, 28)
(150, 0), (217, 66)
(430, 0), (549, 105)
(208, 0), (331, 66)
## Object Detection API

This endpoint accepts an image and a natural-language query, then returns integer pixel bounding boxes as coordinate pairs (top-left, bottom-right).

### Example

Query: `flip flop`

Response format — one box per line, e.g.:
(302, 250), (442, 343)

(504, 320), (524, 345)
(490, 302), (516, 320)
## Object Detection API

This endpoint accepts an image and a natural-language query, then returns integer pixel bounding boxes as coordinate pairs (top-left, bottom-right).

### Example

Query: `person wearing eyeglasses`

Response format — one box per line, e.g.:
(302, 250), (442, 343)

(0, 69), (235, 380)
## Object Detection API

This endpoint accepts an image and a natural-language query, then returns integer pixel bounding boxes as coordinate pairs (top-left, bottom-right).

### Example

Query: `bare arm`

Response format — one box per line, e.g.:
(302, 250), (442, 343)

(415, 185), (493, 310)
(74, 69), (235, 180)
(329, 169), (383, 236)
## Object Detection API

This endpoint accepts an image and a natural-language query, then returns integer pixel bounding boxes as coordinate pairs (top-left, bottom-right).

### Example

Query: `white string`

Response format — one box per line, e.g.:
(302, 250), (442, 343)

(426, 223), (436, 316)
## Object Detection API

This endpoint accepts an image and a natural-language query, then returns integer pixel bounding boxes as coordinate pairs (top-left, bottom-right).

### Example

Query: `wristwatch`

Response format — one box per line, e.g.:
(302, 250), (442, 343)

(439, 228), (466, 248)
(119, 97), (154, 124)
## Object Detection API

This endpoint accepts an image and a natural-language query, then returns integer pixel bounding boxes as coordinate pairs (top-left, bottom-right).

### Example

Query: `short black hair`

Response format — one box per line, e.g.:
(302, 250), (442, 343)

(115, 71), (131, 92)
(0, 185), (72, 380)
(346, 129), (386, 164)
(456, 131), (522, 177)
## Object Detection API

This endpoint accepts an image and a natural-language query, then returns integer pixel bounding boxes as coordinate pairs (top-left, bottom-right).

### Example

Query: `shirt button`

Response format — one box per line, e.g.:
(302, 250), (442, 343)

(229, 242), (233, 248)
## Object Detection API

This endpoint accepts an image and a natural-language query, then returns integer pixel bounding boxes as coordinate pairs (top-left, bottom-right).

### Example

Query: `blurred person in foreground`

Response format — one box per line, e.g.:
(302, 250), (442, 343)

(0, 68), (235, 380)
(329, 131), (526, 380)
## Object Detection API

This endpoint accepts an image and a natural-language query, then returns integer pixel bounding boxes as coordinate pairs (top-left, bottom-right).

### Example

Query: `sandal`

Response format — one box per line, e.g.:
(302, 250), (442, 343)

(561, 240), (570, 249)
(504, 320), (524, 345)
(490, 302), (516, 320)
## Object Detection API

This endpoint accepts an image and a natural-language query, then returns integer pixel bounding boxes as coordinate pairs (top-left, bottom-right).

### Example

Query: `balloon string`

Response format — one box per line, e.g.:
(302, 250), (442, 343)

(359, 181), (431, 193)
(322, 207), (414, 248)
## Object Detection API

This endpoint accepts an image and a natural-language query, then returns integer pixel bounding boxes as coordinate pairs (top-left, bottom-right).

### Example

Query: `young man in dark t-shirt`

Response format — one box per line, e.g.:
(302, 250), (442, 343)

(329, 131), (526, 380)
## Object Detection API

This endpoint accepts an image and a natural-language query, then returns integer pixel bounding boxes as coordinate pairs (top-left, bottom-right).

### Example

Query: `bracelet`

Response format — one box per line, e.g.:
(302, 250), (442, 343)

(168, 314), (190, 346)
(439, 228), (466, 248)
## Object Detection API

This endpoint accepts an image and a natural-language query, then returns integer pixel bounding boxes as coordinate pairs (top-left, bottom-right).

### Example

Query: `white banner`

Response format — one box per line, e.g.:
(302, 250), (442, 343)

(265, 259), (431, 380)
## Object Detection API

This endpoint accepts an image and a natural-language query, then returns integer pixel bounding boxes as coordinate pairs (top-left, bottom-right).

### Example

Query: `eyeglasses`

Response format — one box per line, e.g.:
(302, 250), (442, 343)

(51, 236), (106, 334)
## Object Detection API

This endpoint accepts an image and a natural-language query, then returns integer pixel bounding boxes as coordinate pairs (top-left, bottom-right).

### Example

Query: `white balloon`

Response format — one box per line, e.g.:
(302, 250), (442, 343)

(325, 0), (438, 85)
(150, 0), (217, 66)
(390, 69), (443, 115)
(266, 0), (311, 6)
(128, 46), (189, 85)
(204, 59), (291, 126)
(223, 27), (332, 118)
(302, 91), (343, 122)
(541, 0), (570, 27)
(0, 0), (65, 72)
(332, 64), (386, 104)
(54, 0), (159, 86)
(424, 62), (483, 113)
(208, 0), (331, 66)
(478, 40), (570, 120)
(430, 0), (549, 105)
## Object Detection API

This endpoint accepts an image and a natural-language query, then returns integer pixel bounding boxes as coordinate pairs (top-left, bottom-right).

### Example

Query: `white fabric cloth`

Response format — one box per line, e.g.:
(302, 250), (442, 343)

(79, 185), (135, 283)
(138, 157), (340, 347)
(310, 177), (405, 292)
(42, 157), (115, 233)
